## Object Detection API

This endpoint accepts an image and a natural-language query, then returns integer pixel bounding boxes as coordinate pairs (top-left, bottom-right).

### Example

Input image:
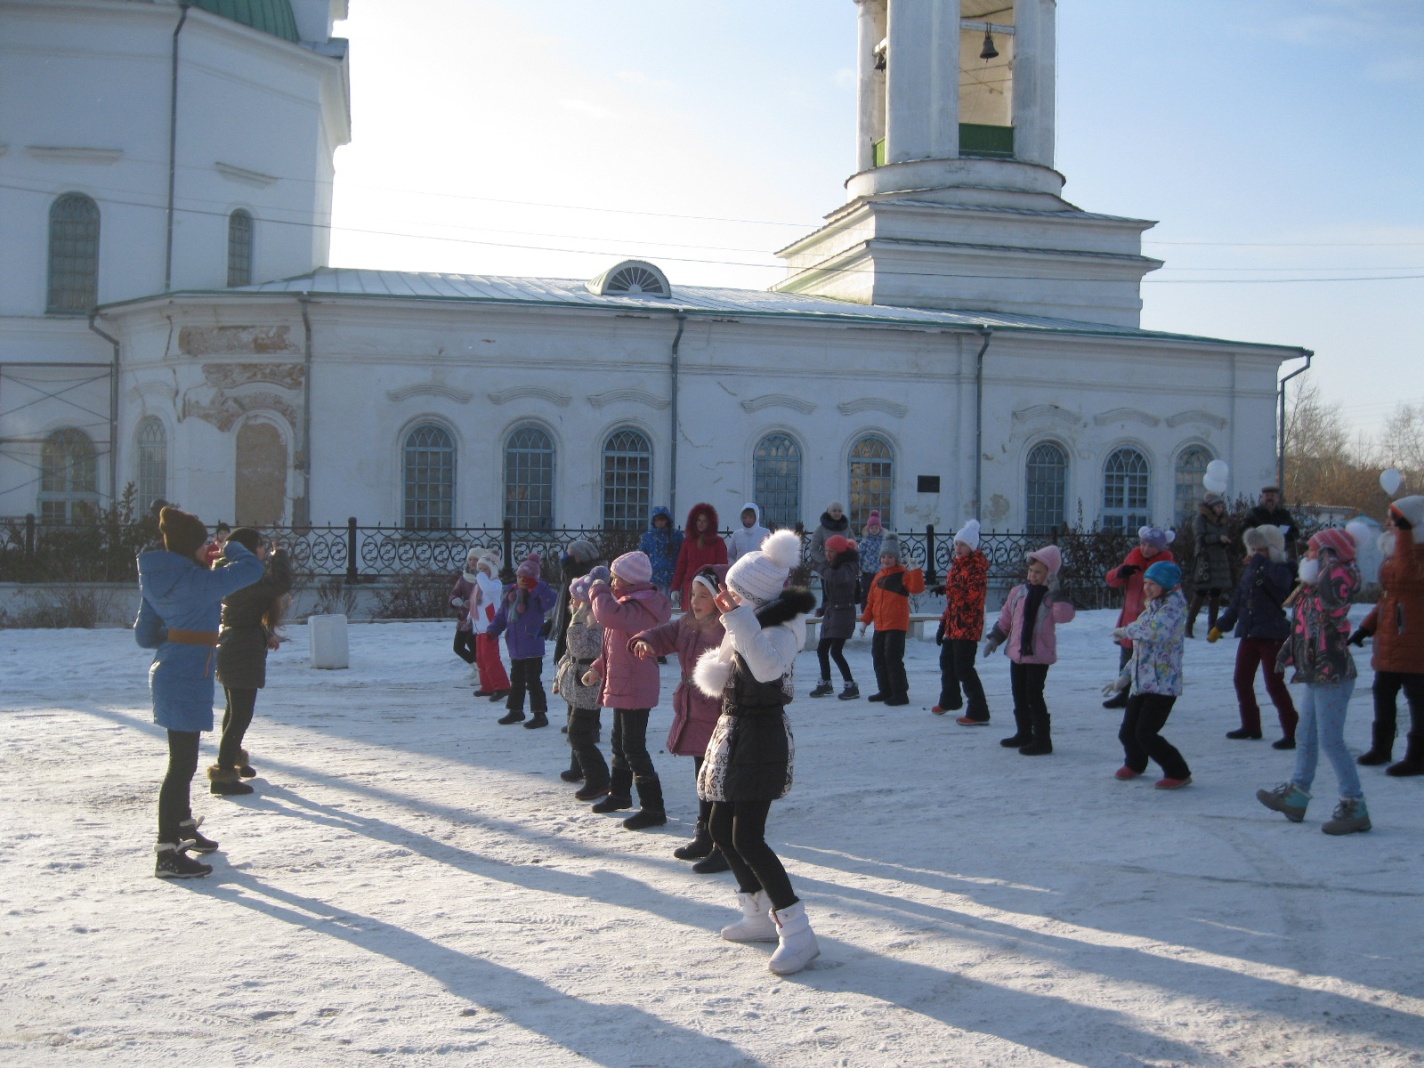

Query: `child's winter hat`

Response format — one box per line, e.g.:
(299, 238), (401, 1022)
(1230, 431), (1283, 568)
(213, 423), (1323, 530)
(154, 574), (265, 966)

(1026, 544), (1063, 576)
(1202, 492), (1224, 507)
(1310, 527), (1357, 563)
(1243, 524), (1286, 554)
(1390, 495), (1424, 529)
(611, 550), (653, 585)
(878, 532), (901, 560)
(159, 506), (207, 558)
(561, 539), (598, 570)
(825, 534), (853, 555)
(954, 519), (981, 551)
(1144, 560), (1183, 590)
(691, 564), (728, 598)
(476, 551), (500, 575)
(569, 575), (595, 603)
(516, 553), (542, 580)
(726, 529), (801, 607)
(867, 509), (880, 523)
(1138, 526), (1175, 550)
(227, 527), (262, 554)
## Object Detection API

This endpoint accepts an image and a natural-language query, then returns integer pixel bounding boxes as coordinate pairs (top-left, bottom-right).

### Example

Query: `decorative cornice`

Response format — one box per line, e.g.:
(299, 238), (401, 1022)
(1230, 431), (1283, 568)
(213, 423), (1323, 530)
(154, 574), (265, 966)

(1165, 409), (1228, 430)
(215, 161), (279, 187)
(741, 393), (816, 415)
(26, 146), (123, 164)
(487, 386), (571, 408)
(838, 397), (908, 418)
(1012, 403), (1082, 428)
(1093, 407), (1160, 428)
(588, 388), (669, 410)
(387, 383), (473, 404)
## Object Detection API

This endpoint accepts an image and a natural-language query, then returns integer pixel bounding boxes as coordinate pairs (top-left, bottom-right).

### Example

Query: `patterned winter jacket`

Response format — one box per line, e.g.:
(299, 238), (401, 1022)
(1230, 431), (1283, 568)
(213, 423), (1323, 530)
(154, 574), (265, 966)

(860, 564), (926, 632)
(1122, 589), (1187, 696)
(938, 550), (989, 641)
(1106, 547), (1176, 648)
(1277, 558), (1359, 684)
(638, 506), (683, 590)
(1360, 526), (1424, 675)
(553, 605), (603, 709)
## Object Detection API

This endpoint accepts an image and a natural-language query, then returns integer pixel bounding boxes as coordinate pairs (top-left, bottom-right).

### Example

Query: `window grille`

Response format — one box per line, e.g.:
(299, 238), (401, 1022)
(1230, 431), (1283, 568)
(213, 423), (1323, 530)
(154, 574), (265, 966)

(39, 428), (99, 523)
(1174, 446), (1212, 525)
(848, 435), (893, 529)
(601, 428), (652, 531)
(402, 424), (455, 530)
(1025, 441), (1068, 535)
(1101, 447), (1151, 531)
(136, 418), (167, 510)
(504, 424), (555, 530)
(47, 194), (100, 313)
(753, 433), (802, 530)
(227, 210), (253, 287)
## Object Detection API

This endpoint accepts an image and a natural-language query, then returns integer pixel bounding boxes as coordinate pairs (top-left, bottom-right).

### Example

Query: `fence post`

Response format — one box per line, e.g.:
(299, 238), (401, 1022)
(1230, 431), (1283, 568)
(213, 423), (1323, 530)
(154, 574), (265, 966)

(346, 517), (358, 580)
(24, 513), (35, 555)
(502, 519), (515, 582)
(925, 524), (937, 585)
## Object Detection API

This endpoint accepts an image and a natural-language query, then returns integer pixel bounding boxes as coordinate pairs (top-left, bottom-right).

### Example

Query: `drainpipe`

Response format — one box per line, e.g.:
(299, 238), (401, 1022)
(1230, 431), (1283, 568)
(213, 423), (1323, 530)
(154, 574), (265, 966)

(298, 295), (314, 526)
(88, 310), (121, 505)
(972, 327), (993, 521)
(1276, 350), (1313, 499)
(164, 3), (191, 292)
(668, 311), (687, 521)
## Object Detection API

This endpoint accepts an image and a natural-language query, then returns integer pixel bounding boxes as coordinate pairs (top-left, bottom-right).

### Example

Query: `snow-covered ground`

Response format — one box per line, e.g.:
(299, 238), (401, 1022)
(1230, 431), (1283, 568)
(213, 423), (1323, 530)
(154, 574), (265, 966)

(2, 608), (1422, 1067)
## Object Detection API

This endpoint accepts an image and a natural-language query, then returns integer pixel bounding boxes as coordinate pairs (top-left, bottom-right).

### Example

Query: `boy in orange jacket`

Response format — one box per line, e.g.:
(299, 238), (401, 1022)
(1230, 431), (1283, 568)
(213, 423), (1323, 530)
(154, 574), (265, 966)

(859, 538), (926, 706)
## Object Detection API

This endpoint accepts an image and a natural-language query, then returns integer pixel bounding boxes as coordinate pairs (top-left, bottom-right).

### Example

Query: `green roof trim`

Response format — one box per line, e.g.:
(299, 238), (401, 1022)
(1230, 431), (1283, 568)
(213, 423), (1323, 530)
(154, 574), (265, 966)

(191, 0), (300, 43)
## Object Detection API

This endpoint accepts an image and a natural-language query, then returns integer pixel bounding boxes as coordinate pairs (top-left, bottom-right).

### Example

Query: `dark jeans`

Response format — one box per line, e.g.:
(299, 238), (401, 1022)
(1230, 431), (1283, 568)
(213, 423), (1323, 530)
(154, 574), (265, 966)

(709, 797), (796, 912)
(218, 686), (257, 769)
(1374, 671), (1424, 739)
(1119, 692), (1190, 779)
(939, 638), (988, 718)
(158, 729), (200, 842)
(610, 707), (657, 785)
(871, 629), (908, 700)
(816, 637), (852, 682)
(1009, 661), (1049, 738)
(1233, 637), (1297, 737)
(508, 657), (547, 713)
(452, 629), (477, 665)
(568, 705), (608, 789)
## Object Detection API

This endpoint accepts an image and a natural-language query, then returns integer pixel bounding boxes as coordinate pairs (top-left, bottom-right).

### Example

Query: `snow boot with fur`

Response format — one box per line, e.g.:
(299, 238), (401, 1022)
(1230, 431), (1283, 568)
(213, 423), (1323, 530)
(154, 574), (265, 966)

(768, 900), (820, 975)
(837, 682), (860, 701)
(720, 890), (777, 943)
(809, 678), (834, 698)
(208, 764), (253, 796)
(236, 749), (256, 778)
(155, 841), (212, 879)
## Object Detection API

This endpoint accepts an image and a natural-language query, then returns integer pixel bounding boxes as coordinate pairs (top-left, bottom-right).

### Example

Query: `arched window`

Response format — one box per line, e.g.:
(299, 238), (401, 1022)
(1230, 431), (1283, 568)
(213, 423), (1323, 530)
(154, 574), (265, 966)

(601, 427), (652, 531)
(136, 418), (168, 510)
(1101, 447), (1151, 531)
(753, 433), (801, 530)
(1025, 441), (1068, 535)
(848, 435), (893, 529)
(47, 193), (100, 313)
(227, 209), (253, 287)
(504, 424), (555, 530)
(1174, 446), (1212, 525)
(39, 428), (98, 523)
(403, 423), (455, 530)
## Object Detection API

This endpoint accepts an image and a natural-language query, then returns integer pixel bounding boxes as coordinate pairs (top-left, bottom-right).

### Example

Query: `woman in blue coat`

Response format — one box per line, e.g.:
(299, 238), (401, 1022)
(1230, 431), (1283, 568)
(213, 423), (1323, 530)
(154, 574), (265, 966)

(135, 507), (263, 878)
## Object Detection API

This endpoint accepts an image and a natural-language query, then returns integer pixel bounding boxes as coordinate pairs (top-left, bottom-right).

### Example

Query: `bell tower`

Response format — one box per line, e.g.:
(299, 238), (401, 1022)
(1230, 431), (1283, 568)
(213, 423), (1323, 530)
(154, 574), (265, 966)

(775, 0), (1162, 328)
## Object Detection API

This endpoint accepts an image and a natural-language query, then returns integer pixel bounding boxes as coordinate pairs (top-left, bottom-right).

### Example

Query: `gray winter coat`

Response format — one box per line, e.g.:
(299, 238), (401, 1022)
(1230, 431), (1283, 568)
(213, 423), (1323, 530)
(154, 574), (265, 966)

(1192, 505), (1234, 591)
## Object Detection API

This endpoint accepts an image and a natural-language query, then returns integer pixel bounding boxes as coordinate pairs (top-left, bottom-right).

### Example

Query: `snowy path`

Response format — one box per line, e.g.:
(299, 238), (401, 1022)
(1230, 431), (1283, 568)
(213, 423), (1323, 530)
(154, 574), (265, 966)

(2, 610), (1422, 1066)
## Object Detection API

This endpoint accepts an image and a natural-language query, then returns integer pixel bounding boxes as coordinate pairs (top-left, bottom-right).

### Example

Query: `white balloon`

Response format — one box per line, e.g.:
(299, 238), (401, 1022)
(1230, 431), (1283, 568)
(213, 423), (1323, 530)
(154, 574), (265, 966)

(1205, 459), (1230, 480)
(1381, 468), (1403, 495)
(1203, 475), (1228, 494)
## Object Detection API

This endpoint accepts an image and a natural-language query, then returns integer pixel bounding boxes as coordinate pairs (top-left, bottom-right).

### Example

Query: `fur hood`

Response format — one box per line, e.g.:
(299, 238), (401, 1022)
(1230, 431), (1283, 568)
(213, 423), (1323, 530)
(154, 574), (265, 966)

(693, 588), (814, 697)
(685, 501), (721, 545)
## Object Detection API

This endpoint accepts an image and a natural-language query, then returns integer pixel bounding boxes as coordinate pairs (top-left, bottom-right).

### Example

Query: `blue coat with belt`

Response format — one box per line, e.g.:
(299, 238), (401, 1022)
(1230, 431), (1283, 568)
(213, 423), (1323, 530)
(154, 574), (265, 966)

(135, 543), (264, 732)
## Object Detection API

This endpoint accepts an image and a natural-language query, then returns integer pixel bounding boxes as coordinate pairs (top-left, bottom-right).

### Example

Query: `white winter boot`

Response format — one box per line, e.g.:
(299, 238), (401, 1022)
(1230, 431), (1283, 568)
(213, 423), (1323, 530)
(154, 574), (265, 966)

(768, 900), (820, 975)
(720, 891), (777, 943)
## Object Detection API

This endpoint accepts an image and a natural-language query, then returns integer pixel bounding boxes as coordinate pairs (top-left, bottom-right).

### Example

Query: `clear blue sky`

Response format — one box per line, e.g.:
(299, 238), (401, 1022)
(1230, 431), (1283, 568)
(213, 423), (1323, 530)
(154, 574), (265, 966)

(328, 0), (1423, 442)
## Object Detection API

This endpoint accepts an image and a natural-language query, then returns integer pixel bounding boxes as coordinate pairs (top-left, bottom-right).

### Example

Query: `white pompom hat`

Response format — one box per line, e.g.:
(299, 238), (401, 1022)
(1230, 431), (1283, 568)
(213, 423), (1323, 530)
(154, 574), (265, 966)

(954, 519), (981, 551)
(725, 529), (802, 606)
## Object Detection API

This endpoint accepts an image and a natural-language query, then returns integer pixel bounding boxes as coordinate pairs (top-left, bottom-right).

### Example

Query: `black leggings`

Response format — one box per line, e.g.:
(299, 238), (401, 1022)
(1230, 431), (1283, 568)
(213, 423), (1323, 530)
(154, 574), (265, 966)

(816, 637), (852, 682)
(708, 797), (796, 911)
(219, 686), (257, 769)
(453, 629), (477, 664)
(158, 729), (200, 842)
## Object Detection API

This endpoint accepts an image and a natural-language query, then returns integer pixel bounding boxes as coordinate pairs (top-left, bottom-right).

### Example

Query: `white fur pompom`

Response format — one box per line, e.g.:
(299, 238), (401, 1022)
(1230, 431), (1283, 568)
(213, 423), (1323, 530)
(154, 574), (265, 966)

(760, 528), (802, 570)
(693, 643), (733, 698)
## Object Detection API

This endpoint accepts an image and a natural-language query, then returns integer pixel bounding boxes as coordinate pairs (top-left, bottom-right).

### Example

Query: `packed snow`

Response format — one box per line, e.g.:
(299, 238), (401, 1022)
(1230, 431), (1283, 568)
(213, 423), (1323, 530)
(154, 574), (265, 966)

(2, 607), (1422, 1067)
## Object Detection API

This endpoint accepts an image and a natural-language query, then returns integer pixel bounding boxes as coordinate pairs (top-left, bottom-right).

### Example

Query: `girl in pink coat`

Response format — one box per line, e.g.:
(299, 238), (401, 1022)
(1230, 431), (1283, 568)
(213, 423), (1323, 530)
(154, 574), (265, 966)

(983, 545), (1076, 755)
(633, 565), (727, 873)
(584, 551), (673, 830)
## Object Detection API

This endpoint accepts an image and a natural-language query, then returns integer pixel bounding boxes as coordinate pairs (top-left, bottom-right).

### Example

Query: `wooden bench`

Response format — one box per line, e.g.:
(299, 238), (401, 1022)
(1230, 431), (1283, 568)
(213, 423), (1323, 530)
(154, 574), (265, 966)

(804, 612), (942, 642)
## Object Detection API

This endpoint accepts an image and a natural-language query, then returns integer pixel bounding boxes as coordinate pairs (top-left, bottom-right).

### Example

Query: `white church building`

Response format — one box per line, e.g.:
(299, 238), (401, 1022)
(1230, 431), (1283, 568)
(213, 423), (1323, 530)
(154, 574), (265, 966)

(1, 0), (1310, 540)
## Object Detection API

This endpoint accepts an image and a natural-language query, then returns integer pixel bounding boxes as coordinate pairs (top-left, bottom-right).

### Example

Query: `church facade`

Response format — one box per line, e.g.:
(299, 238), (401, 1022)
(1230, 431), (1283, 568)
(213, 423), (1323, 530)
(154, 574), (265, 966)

(1, 0), (1309, 541)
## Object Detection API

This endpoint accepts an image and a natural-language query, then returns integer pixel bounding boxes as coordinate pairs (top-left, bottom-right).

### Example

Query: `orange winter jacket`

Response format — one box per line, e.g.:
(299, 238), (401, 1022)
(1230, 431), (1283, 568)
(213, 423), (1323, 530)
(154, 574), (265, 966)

(860, 564), (925, 632)
(1361, 526), (1424, 674)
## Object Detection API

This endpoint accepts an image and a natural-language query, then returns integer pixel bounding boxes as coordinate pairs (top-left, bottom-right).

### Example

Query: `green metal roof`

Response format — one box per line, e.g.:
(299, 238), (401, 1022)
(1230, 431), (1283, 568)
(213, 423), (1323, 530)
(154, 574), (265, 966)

(191, 0), (300, 43)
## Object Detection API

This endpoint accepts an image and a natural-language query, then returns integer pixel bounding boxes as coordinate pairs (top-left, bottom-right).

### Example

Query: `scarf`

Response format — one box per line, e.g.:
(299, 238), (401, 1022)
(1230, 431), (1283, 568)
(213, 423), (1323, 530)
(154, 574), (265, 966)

(1020, 584), (1048, 657)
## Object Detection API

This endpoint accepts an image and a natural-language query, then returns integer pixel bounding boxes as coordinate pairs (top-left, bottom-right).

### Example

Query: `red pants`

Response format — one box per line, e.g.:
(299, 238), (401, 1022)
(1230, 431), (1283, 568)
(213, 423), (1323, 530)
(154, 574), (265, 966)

(1233, 637), (1297, 738)
(475, 632), (510, 691)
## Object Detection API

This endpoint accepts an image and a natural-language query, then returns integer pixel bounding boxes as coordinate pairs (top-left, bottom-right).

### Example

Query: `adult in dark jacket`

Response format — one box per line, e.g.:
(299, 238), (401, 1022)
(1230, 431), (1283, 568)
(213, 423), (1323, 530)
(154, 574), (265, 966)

(1209, 524), (1298, 747)
(211, 527), (293, 795)
(1241, 485), (1299, 558)
(807, 501), (850, 571)
(809, 535), (860, 699)
(1188, 493), (1234, 637)
(135, 507), (263, 878)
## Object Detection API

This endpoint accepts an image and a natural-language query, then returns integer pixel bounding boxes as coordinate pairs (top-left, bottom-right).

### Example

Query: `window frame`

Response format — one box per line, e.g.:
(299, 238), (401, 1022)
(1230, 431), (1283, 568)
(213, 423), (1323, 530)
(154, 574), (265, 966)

(848, 434), (894, 530)
(47, 193), (100, 314)
(401, 422), (456, 531)
(1024, 440), (1068, 536)
(600, 426), (652, 532)
(1101, 445), (1152, 532)
(503, 423), (556, 531)
(752, 432), (802, 530)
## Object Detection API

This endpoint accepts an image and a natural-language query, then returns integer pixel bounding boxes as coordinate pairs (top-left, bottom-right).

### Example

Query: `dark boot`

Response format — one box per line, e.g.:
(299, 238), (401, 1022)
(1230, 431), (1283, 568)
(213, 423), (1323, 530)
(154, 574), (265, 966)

(1386, 734), (1424, 777)
(674, 801), (715, 859)
(1358, 720), (1396, 766)
(1019, 713), (1053, 755)
(1185, 594), (1204, 639)
(1001, 707), (1032, 748)
(497, 708), (525, 725)
(236, 748), (256, 778)
(1206, 595), (1221, 633)
(623, 776), (667, 829)
(809, 678), (834, 698)
(591, 765), (633, 812)
(692, 849), (731, 874)
(208, 764), (253, 796)
(178, 816), (218, 853)
(524, 711), (549, 729)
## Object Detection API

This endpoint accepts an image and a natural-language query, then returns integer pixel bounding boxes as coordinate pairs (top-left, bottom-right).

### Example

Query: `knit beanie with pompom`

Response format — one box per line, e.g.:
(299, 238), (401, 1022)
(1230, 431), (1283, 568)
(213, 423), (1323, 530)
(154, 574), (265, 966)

(725, 529), (801, 607)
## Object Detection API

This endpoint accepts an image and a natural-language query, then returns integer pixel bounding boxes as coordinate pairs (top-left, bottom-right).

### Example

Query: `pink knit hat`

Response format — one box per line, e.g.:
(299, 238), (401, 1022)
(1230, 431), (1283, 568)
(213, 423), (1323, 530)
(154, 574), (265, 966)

(611, 550), (653, 585)
(1310, 528), (1357, 563)
(1027, 544), (1063, 576)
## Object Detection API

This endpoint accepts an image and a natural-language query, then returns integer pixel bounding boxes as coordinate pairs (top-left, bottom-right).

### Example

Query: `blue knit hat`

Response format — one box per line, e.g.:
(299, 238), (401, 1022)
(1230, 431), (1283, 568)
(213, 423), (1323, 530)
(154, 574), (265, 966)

(1144, 560), (1183, 590)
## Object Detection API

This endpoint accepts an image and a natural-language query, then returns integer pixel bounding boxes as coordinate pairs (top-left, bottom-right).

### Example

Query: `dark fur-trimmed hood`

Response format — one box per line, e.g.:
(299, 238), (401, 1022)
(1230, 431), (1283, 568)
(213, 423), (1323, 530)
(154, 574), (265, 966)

(755, 587), (815, 628)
